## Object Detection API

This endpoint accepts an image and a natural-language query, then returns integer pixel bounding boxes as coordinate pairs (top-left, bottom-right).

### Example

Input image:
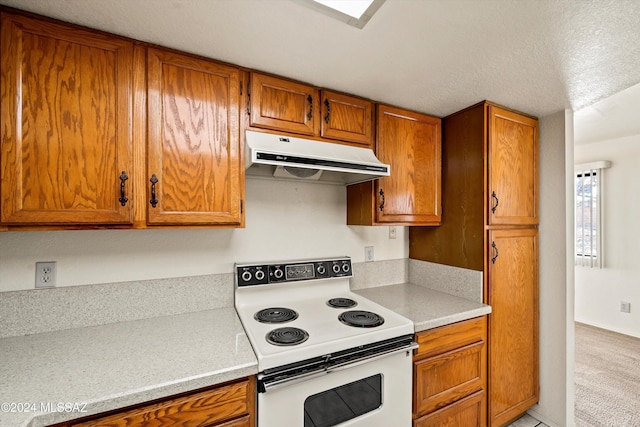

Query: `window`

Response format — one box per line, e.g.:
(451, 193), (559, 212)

(575, 161), (611, 268)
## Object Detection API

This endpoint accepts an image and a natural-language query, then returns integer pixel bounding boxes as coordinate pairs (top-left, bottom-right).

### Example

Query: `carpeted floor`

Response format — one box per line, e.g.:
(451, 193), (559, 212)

(575, 323), (640, 427)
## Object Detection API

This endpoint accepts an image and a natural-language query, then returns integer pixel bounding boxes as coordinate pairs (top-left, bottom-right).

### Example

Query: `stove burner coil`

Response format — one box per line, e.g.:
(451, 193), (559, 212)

(254, 308), (298, 324)
(338, 310), (385, 328)
(327, 298), (358, 308)
(266, 327), (309, 346)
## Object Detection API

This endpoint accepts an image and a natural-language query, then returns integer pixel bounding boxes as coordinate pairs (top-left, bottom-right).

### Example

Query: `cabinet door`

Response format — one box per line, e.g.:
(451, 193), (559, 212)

(1, 13), (134, 225)
(147, 48), (242, 225)
(487, 106), (538, 225)
(250, 73), (319, 136)
(487, 228), (539, 426)
(375, 105), (441, 225)
(320, 90), (373, 147)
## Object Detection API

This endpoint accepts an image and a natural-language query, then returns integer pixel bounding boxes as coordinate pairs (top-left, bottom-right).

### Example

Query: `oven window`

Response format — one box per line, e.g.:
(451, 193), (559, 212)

(304, 374), (382, 427)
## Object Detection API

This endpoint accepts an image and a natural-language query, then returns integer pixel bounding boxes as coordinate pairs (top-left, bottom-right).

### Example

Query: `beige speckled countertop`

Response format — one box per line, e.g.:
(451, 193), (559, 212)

(354, 283), (491, 332)
(0, 308), (257, 427)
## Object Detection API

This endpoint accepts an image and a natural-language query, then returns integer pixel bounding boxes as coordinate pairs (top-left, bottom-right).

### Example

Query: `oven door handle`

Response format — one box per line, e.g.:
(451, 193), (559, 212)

(259, 341), (418, 393)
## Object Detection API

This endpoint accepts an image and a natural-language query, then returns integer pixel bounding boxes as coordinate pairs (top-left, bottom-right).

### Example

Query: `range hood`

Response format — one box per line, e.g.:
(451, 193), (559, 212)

(245, 131), (390, 185)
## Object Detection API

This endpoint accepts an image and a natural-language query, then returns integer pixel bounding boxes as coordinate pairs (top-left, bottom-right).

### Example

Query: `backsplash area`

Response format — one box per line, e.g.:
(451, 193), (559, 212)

(0, 178), (407, 292)
(0, 260), (407, 338)
(0, 273), (234, 339)
(409, 259), (483, 303)
(0, 257), (483, 338)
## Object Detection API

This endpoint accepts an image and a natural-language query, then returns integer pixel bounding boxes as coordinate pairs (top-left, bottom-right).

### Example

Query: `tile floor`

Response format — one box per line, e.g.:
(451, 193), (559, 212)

(508, 414), (549, 427)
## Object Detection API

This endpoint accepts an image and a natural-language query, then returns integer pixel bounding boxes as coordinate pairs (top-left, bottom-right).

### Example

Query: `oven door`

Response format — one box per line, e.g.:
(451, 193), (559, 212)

(257, 347), (414, 427)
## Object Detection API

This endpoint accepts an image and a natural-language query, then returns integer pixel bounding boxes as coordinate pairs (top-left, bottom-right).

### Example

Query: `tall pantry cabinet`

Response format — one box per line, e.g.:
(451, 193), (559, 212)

(409, 102), (539, 427)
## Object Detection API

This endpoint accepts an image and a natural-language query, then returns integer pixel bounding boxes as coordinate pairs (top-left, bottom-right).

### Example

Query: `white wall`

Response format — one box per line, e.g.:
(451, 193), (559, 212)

(574, 134), (640, 338)
(0, 178), (407, 292)
(528, 110), (573, 427)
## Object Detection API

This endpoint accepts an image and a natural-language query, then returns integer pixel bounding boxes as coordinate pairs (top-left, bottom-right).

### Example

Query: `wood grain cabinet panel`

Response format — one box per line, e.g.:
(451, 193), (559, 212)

(413, 317), (487, 427)
(62, 378), (254, 427)
(414, 391), (484, 427)
(409, 102), (539, 426)
(347, 104), (441, 225)
(147, 48), (242, 225)
(487, 228), (539, 427)
(249, 73), (319, 136)
(320, 90), (373, 147)
(0, 12), (134, 225)
(414, 342), (484, 415)
(488, 106), (538, 225)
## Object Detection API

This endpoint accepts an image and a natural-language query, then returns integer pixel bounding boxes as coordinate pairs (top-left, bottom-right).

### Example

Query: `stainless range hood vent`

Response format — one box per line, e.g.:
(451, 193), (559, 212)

(245, 131), (390, 185)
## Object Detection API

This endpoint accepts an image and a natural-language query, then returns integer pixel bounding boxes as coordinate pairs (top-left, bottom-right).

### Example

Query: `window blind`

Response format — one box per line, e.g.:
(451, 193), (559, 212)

(575, 160), (611, 268)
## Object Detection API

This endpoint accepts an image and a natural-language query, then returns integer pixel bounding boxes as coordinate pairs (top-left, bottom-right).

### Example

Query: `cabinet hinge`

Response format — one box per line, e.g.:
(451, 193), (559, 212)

(240, 199), (244, 214)
(240, 81), (243, 96)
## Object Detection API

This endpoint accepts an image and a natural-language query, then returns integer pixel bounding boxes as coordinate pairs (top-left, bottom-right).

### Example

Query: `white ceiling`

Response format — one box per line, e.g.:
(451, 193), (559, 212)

(2, 0), (640, 119)
(574, 81), (640, 144)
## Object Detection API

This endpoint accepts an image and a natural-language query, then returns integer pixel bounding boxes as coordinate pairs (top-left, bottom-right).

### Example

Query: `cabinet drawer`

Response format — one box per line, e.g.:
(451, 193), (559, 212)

(414, 341), (484, 415)
(217, 415), (251, 427)
(414, 391), (484, 427)
(71, 380), (250, 427)
(415, 317), (486, 360)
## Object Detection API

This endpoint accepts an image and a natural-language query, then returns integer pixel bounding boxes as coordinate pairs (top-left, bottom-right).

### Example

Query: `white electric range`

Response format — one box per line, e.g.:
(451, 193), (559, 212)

(235, 257), (416, 427)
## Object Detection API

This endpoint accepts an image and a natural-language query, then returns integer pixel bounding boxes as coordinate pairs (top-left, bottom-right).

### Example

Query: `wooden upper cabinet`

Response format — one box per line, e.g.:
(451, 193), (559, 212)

(375, 105), (441, 224)
(249, 72), (319, 136)
(320, 90), (373, 147)
(488, 106), (538, 225)
(487, 228), (538, 427)
(146, 48), (242, 225)
(0, 12), (134, 225)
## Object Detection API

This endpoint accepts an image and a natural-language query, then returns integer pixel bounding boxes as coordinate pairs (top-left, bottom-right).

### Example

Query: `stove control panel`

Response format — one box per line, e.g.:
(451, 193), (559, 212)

(236, 257), (352, 287)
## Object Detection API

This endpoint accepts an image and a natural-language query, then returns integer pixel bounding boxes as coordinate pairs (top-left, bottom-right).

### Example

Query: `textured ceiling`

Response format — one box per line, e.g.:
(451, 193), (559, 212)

(2, 0), (640, 118)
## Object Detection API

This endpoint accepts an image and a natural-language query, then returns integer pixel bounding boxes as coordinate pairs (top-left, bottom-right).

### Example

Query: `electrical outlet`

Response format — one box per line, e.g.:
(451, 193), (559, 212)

(365, 246), (374, 262)
(389, 226), (397, 239)
(35, 262), (56, 288)
(620, 301), (631, 313)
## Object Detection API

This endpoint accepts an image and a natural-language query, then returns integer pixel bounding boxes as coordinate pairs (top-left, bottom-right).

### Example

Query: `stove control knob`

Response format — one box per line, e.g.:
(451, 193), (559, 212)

(316, 264), (326, 275)
(274, 268), (284, 279)
(255, 270), (265, 281)
(332, 263), (341, 274)
(241, 271), (252, 282)
(342, 263), (351, 273)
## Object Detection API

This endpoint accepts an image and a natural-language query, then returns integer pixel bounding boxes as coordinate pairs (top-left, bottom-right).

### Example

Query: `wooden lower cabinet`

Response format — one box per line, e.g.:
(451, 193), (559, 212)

(487, 228), (539, 426)
(55, 377), (255, 427)
(413, 317), (487, 427)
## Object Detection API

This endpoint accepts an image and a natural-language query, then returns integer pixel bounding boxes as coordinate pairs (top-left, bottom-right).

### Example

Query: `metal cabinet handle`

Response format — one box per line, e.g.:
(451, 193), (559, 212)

(491, 241), (499, 264)
(491, 191), (499, 214)
(307, 95), (313, 120)
(324, 98), (331, 124)
(149, 174), (159, 208)
(379, 189), (385, 211)
(118, 171), (129, 206)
